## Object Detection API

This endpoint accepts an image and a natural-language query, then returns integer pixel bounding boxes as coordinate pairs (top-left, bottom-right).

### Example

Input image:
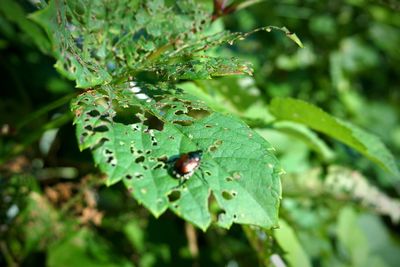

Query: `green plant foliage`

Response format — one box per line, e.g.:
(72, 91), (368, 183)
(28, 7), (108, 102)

(0, 0), (50, 53)
(29, 0), (303, 88)
(47, 228), (133, 267)
(337, 207), (397, 267)
(272, 121), (335, 161)
(274, 219), (311, 267)
(270, 97), (399, 178)
(71, 82), (282, 230)
(28, 0), (239, 87)
(2, 0), (400, 266)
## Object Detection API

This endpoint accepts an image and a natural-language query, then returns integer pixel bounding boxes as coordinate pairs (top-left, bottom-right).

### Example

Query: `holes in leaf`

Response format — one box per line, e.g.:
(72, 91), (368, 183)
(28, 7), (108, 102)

(174, 110), (184, 116)
(151, 136), (158, 146)
(168, 190), (181, 202)
(225, 176), (233, 182)
(221, 190), (235, 200)
(204, 124), (213, 128)
(87, 109), (100, 117)
(157, 155), (168, 163)
(152, 162), (164, 170)
(93, 125), (109, 132)
(204, 170), (211, 176)
(186, 107), (210, 119)
(125, 174), (132, 180)
(107, 156), (114, 163)
(107, 155), (116, 167)
(209, 145), (217, 153)
(233, 214), (238, 220)
(131, 124), (140, 131)
(105, 149), (113, 155)
(144, 113), (164, 131)
(135, 156), (145, 164)
(113, 106), (142, 125)
(173, 120), (193, 126)
(135, 173), (143, 179)
(100, 113), (111, 121)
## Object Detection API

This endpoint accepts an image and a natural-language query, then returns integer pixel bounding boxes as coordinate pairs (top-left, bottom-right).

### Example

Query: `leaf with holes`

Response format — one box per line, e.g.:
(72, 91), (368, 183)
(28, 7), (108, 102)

(31, 0), (302, 87)
(72, 83), (282, 230)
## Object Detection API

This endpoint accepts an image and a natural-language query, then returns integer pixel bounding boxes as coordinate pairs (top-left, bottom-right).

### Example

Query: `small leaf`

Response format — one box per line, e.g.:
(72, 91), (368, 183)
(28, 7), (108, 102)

(281, 26), (304, 48)
(270, 97), (399, 178)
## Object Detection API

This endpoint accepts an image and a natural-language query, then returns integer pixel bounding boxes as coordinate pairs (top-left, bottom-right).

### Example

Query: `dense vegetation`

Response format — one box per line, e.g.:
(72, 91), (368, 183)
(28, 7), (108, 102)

(1, 0), (400, 266)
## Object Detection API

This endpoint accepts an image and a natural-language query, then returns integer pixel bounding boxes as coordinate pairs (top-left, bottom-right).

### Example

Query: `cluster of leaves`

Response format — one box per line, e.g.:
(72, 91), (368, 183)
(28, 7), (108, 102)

(1, 0), (400, 266)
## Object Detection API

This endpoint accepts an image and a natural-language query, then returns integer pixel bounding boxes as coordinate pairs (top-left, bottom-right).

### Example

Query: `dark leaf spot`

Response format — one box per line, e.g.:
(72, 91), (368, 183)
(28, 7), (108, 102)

(87, 109), (100, 117)
(135, 156), (145, 163)
(144, 114), (164, 131)
(174, 110), (184, 115)
(168, 190), (181, 202)
(152, 162), (164, 170)
(93, 125), (108, 132)
(222, 190), (234, 200)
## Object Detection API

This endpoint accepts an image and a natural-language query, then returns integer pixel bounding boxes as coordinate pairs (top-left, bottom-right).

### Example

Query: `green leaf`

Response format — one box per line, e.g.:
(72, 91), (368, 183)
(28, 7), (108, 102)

(30, 0), (303, 87)
(274, 219), (312, 267)
(30, 0), (112, 88)
(337, 207), (389, 267)
(280, 26), (304, 48)
(47, 228), (133, 267)
(270, 97), (399, 178)
(71, 83), (282, 230)
(0, 0), (51, 53)
(272, 121), (335, 161)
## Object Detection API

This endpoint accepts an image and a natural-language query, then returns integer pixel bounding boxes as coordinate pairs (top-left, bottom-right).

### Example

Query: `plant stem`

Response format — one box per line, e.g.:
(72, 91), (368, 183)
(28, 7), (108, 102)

(16, 92), (77, 130)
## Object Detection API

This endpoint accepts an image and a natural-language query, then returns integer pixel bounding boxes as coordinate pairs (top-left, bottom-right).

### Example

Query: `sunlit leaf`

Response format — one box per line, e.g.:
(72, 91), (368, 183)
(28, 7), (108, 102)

(71, 83), (282, 230)
(270, 97), (399, 178)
